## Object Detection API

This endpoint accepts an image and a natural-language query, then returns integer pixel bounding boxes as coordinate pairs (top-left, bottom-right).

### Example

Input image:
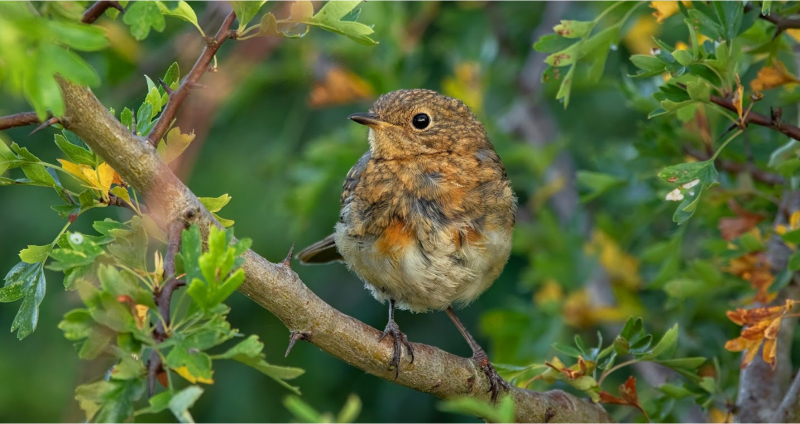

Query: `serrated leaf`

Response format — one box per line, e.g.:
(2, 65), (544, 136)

(19, 244), (51, 264)
(220, 335), (304, 393)
(41, 44), (100, 87)
(169, 385), (203, 423)
(1, 262), (46, 339)
(304, 0), (377, 45)
(198, 194), (231, 213)
(157, 127), (195, 163)
(75, 379), (145, 423)
(55, 134), (95, 166)
(553, 20), (594, 39)
(123, 1), (166, 40)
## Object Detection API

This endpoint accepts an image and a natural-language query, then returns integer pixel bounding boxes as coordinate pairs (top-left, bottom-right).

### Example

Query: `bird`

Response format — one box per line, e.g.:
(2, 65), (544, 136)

(297, 88), (517, 400)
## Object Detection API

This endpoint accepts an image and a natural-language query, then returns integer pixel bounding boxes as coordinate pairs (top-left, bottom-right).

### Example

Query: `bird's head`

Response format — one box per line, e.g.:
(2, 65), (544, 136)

(349, 89), (489, 159)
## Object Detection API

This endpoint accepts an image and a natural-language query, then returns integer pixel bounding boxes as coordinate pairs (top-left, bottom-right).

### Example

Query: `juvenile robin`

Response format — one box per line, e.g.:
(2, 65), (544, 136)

(297, 89), (517, 400)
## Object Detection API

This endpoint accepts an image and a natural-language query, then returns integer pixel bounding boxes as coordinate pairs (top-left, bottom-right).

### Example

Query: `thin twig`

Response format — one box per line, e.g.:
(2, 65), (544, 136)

(745, 4), (800, 37)
(146, 11), (237, 146)
(147, 220), (184, 397)
(81, 0), (123, 24)
(0, 112), (43, 131)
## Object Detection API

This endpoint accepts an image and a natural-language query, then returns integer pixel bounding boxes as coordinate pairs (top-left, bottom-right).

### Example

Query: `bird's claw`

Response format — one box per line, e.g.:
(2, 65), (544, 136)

(380, 320), (414, 379)
(476, 354), (510, 403)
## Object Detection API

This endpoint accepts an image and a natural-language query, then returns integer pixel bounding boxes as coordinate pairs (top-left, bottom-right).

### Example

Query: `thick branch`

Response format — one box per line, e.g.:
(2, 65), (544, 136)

(146, 11), (236, 146)
(0, 112), (41, 131)
(81, 1), (123, 24)
(56, 78), (613, 423)
(682, 145), (785, 185)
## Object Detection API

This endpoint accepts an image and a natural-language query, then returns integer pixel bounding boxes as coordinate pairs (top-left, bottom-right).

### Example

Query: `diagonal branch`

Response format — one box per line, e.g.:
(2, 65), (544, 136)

(146, 11), (237, 146)
(708, 92), (800, 141)
(55, 77), (614, 423)
(81, 1), (123, 24)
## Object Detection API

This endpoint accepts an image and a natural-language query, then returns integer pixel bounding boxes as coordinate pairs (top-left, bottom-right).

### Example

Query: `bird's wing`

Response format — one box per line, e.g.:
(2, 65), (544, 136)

(341, 150), (371, 206)
(296, 233), (343, 264)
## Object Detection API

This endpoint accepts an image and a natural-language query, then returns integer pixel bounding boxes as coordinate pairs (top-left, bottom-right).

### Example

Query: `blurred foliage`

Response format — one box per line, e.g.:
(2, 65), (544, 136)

(2, 0), (800, 423)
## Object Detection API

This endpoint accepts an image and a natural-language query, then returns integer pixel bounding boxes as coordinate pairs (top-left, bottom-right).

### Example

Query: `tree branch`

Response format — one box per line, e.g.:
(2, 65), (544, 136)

(146, 11), (237, 146)
(736, 191), (800, 423)
(0, 112), (42, 131)
(708, 92), (800, 140)
(55, 77), (614, 423)
(81, 1), (123, 24)
(745, 4), (800, 36)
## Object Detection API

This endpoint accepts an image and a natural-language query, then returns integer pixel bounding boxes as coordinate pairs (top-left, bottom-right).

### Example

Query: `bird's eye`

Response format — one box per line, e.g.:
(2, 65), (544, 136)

(412, 113), (431, 130)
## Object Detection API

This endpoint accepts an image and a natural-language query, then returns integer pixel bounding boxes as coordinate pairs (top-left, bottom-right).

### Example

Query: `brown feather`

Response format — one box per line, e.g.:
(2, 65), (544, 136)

(296, 234), (343, 264)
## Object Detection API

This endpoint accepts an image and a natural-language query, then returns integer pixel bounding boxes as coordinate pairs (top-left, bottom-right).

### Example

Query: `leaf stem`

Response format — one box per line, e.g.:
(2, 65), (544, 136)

(710, 129), (743, 161)
(598, 359), (638, 385)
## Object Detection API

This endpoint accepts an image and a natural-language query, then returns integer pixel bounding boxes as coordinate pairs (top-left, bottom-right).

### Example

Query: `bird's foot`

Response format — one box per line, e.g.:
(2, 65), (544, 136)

(379, 320), (414, 379)
(474, 351), (510, 403)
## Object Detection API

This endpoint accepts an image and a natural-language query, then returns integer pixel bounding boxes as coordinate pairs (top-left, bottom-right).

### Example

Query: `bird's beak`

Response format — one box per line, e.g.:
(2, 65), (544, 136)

(348, 112), (389, 128)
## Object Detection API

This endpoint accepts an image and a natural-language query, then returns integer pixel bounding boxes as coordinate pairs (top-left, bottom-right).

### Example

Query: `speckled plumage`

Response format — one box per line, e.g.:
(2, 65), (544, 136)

(302, 89), (517, 312)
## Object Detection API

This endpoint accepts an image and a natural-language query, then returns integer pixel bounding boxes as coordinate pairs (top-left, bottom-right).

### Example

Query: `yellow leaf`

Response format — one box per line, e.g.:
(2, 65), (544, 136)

(733, 74), (744, 122)
(788, 29), (800, 43)
(134, 304), (148, 329)
(158, 127), (195, 164)
(650, 1), (691, 23)
(173, 366), (214, 384)
(623, 16), (659, 55)
(750, 61), (800, 93)
(57, 159), (93, 185)
(97, 162), (115, 193)
(534, 280), (563, 306)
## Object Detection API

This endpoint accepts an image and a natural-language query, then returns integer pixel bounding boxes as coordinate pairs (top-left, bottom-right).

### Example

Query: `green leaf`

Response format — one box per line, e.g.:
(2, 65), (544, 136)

(121, 107), (134, 132)
(19, 244), (50, 264)
(166, 343), (214, 382)
(552, 342), (583, 358)
(78, 327), (114, 360)
(630, 54), (665, 72)
(162, 62), (181, 94)
(672, 49), (693, 66)
(686, 80), (710, 102)
(157, 1), (205, 36)
(55, 134), (95, 166)
(169, 386), (203, 423)
(136, 391), (172, 415)
(47, 21), (109, 51)
(640, 324), (679, 360)
(305, 0), (377, 45)
(41, 44), (100, 87)
(284, 396), (324, 423)
(1, 262), (46, 339)
(655, 357), (706, 370)
(123, 1), (166, 40)
(337, 394), (362, 423)
(762, 0), (773, 15)
(10, 143), (58, 188)
(219, 335), (305, 393)
(713, 1), (743, 42)
(231, 1), (267, 32)
(439, 395), (515, 423)
(789, 251), (800, 272)
(75, 379), (145, 423)
(181, 225), (203, 285)
(781, 229), (800, 244)
(553, 20), (594, 39)
(533, 34), (575, 53)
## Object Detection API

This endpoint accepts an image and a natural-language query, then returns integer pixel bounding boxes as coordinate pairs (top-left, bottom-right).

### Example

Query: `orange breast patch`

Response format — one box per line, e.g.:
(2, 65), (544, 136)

(375, 219), (415, 258)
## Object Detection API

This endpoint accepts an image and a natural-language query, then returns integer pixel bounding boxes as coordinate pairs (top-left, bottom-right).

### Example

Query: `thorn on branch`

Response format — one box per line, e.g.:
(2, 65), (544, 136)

(28, 117), (60, 136)
(157, 78), (174, 96)
(285, 331), (310, 357)
(282, 243), (295, 268)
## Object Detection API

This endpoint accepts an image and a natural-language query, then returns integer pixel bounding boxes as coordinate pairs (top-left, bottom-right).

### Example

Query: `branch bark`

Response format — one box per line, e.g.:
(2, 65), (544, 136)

(81, 1), (123, 24)
(0, 112), (42, 131)
(55, 78), (614, 422)
(146, 11), (237, 146)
